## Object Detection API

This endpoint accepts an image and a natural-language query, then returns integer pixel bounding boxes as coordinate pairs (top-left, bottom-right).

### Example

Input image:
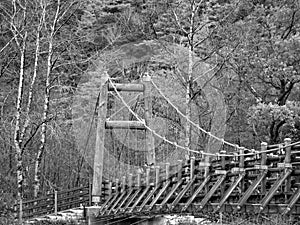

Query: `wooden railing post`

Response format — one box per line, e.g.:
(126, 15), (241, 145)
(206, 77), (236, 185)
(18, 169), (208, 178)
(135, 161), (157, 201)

(89, 182), (92, 205)
(129, 174), (133, 188)
(261, 142), (268, 195)
(54, 190), (58, 215)
(122, 176), (126, 191)
(146, 167), (151, 187)
(166, 163), (170, 181)
(204, 155), (210, 193)
(190, 157), (195, 194)
(115, 179), (119, 194)
(177, 160), (183, 180)
(137, 170), (141, 188)
(219, 151), (226, 196)
(239, 147), (245, 193)
(239, 147), (245, 169)
(220, 150), (226, 170)
(190, 157), (195, 180)
(108, 181), (113, 197)
(284, 138), (292, 194)
(284, 138), (292, 164)
(155, 166), (160, 187)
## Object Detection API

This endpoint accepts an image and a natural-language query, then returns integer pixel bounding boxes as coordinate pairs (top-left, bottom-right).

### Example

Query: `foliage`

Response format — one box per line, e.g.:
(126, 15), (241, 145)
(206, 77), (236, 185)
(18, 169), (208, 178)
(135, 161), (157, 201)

(0, 192), (15, 225)
(0, 0), (299, 219)
(248, 101), (300, 143)
(212, 0), (300, 146)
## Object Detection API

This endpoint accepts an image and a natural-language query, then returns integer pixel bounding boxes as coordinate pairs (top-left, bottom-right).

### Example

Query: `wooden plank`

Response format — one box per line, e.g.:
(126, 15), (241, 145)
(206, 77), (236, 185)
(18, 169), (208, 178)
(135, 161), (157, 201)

(158, 179), (184, 210)
(181, 175), (211, 212)
(214, 172), (245, 212)
(138, 183), (162, 212)
(236, 169), (267, 211)
(128, 187), (151, 213)
(101, 191), (120, 215)
(197, 174), (227, 211)
(92, 81), (108, 204)
(122, 189), (142, 212)
(259, 169), (292, 212)
(108, 83), (144, 92)
(105, 120), (145, 130)
(114, 188), (135, 213)
(107, 191), (127, 215)
(283, 186), (300, 214)
(170, 177), (196, 211)
(148, 180), (171, 211)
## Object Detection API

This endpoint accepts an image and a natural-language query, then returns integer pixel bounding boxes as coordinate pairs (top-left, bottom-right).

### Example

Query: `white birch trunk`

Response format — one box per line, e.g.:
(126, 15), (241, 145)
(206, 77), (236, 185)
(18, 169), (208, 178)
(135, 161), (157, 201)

(33, 0), (60, 198)
(13, 30), (27, 224)
(11, 1), (28, 222)
(20, 4), (45, 142)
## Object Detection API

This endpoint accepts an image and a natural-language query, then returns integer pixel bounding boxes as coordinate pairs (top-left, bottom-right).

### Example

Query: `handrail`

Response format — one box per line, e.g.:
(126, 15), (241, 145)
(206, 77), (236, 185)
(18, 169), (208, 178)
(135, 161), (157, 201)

(15, 185), (91, 219)
(17, 138), (300, 221)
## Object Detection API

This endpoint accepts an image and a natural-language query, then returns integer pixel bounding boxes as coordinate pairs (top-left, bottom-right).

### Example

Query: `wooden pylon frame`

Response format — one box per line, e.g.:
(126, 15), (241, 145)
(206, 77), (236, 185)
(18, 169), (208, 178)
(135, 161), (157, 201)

(91, 75), (155, 204)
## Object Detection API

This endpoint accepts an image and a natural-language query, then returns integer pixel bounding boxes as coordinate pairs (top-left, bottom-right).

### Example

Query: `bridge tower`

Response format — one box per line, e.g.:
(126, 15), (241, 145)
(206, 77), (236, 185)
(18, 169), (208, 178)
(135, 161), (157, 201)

(91, 75), (155, 204)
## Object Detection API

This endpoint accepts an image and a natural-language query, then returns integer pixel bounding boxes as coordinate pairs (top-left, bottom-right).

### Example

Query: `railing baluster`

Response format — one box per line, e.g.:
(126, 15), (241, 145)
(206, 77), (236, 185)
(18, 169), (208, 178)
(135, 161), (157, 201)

(239, 147), (245, 194)
(204, 155), (210, 194)
(220, 151), (226, 196)
(284, 138), (292, 197)
(177, 160), (183, 180)
(261, 142), (268, 195)
(155, 166), (160, 187)
(129, 174), (133, 188)
(146, 167), (150, 187)
(166, 162), (170, 181)
(54, 190), (58, 215)
(190, 157), (195, 180)
(137, 169), (141, 188)
(122, 176), (126, 191)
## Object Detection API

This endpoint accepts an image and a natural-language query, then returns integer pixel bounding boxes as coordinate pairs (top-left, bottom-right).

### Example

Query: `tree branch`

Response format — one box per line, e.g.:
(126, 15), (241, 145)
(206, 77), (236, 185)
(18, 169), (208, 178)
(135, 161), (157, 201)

(171, 9), (188, 37)
(21, 116), (53, 154)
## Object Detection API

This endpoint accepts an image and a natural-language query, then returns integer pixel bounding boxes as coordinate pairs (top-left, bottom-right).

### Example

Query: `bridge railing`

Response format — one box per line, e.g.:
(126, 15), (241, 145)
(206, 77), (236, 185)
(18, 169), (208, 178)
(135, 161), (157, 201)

(92, 138), (300, 218)
(15, 185), (92, 219)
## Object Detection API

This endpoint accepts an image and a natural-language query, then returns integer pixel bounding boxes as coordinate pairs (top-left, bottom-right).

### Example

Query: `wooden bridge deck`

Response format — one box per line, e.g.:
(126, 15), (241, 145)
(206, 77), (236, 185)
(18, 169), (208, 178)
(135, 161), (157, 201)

(18, 140), (300, 224)
(87, 141), (300, 222)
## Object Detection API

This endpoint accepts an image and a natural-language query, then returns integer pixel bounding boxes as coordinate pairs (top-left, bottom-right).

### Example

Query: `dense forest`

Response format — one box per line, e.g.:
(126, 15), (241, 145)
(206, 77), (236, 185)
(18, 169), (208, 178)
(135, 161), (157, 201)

(0, 0), (299, 222)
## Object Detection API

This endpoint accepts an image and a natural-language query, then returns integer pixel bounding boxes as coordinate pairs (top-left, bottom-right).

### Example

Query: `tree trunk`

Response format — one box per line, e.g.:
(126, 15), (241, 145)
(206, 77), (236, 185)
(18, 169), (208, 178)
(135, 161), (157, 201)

(20, 4), (45, 142)
(13, 30), (27, 223)
(34, 0), (60, 198)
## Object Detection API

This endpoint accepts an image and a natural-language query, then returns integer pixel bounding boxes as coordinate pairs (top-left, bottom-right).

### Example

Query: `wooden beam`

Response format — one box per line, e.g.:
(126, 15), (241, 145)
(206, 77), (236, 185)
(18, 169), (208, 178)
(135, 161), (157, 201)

(105, 120), (145, 130)
(92, 81), (108, 204)
(108, 83), (144, 92)
(143, 75), (155, 165)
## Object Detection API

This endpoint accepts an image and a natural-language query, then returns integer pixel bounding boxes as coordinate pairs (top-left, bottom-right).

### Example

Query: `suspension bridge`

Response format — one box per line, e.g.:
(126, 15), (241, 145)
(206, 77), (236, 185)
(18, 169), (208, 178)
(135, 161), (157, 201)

(19, 75), (300, 224)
